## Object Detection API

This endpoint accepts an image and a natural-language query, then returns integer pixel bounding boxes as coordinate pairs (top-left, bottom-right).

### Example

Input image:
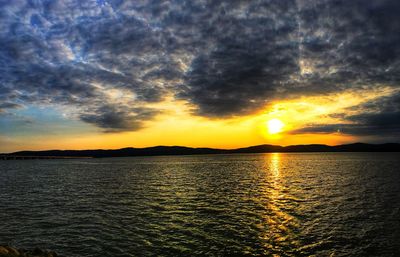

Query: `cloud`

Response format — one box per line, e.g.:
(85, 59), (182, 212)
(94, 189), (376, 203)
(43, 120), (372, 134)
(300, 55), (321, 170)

(345, 92), (400, 135)
(176, 0), (400, 119)
(291, 92), (400, 136)
(0, 0), (168, 131)
(79, 105), (158, 132)
(0, 102), (22, 110)
(0, 0), (399, 136)
(0, 102), (23, 115)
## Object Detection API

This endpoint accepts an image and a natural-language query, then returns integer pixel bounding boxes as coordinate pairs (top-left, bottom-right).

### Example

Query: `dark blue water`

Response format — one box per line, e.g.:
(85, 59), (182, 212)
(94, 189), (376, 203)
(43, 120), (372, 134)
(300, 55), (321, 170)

(1, 153), (400, 256)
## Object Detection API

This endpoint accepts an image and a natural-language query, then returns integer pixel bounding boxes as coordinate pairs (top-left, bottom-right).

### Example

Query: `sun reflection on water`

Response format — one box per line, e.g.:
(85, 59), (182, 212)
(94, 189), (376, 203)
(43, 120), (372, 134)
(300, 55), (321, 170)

(270, 153), (280, 177)
(262, 153), (301, 256)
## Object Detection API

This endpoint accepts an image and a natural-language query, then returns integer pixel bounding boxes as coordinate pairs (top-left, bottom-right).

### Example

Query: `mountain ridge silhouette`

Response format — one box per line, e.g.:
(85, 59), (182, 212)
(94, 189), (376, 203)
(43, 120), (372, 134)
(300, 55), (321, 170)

(2, 143), (400, 158)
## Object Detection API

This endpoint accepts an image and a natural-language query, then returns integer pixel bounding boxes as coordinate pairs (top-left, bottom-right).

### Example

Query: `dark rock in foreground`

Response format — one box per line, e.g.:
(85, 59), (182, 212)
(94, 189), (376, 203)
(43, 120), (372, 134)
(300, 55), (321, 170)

(0, 246), (58, 257)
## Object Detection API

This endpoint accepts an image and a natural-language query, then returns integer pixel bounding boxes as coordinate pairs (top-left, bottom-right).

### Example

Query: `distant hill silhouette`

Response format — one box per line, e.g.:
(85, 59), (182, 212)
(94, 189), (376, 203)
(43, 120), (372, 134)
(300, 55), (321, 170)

(1, 143), (400, 159)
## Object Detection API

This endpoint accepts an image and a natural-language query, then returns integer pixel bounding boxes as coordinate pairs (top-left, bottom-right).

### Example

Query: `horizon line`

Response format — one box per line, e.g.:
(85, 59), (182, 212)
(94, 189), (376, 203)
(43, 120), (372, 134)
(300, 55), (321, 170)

(2, 142), (400, 155)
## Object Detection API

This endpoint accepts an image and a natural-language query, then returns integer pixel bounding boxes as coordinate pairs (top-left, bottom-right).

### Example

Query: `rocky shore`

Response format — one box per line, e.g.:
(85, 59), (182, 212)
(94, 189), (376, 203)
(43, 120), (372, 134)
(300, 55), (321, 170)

(0, 246), (58, 257)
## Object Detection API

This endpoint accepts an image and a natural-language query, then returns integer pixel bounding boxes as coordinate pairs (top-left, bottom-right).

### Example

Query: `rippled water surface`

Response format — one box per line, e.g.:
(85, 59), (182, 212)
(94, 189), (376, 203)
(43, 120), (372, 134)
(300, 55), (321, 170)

(1, 153), (400, 256)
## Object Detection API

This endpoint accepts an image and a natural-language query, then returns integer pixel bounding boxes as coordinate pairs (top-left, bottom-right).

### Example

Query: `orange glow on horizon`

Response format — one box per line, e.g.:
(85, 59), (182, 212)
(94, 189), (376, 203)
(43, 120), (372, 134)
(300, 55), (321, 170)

(1, 87), (396, 153)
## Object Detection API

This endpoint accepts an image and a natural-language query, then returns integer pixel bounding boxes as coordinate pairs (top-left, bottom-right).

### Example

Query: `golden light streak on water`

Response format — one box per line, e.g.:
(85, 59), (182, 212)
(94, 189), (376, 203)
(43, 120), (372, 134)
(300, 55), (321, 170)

(262, 153), (301, 256)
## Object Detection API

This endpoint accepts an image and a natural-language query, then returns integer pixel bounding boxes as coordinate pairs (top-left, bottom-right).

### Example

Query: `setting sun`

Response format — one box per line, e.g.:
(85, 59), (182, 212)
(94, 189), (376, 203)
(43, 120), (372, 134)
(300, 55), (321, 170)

(267, 119), (285, 134)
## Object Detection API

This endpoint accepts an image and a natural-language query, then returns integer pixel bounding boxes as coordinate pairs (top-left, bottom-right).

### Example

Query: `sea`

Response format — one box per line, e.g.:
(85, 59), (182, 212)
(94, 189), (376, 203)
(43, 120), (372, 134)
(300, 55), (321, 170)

(1, 153), (399, 256)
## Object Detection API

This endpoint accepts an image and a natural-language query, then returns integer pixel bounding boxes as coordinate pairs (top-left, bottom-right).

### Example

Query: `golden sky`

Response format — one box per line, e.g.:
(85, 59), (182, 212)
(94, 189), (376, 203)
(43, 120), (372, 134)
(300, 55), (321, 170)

(1, 86), (396, 152)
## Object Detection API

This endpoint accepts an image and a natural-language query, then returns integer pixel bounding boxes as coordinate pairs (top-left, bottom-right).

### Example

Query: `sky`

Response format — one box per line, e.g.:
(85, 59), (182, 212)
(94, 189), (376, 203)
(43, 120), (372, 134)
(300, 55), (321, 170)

(1, 0), (400, 152)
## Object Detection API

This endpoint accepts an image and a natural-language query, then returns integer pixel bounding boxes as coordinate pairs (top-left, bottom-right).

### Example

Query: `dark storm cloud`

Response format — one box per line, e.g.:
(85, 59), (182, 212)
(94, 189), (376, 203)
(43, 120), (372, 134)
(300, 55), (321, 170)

(0, 0), (400, 135)
(80, 105), (158, 132)
(175, 0), (301, 116)
(0, 102), (22, 110)
(176, 0), (400, 118)
(297, 0), (400, 83)
(0, 102), (23, 115)
(292, 92), (400, 136)
(345, 92), (400, 135)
